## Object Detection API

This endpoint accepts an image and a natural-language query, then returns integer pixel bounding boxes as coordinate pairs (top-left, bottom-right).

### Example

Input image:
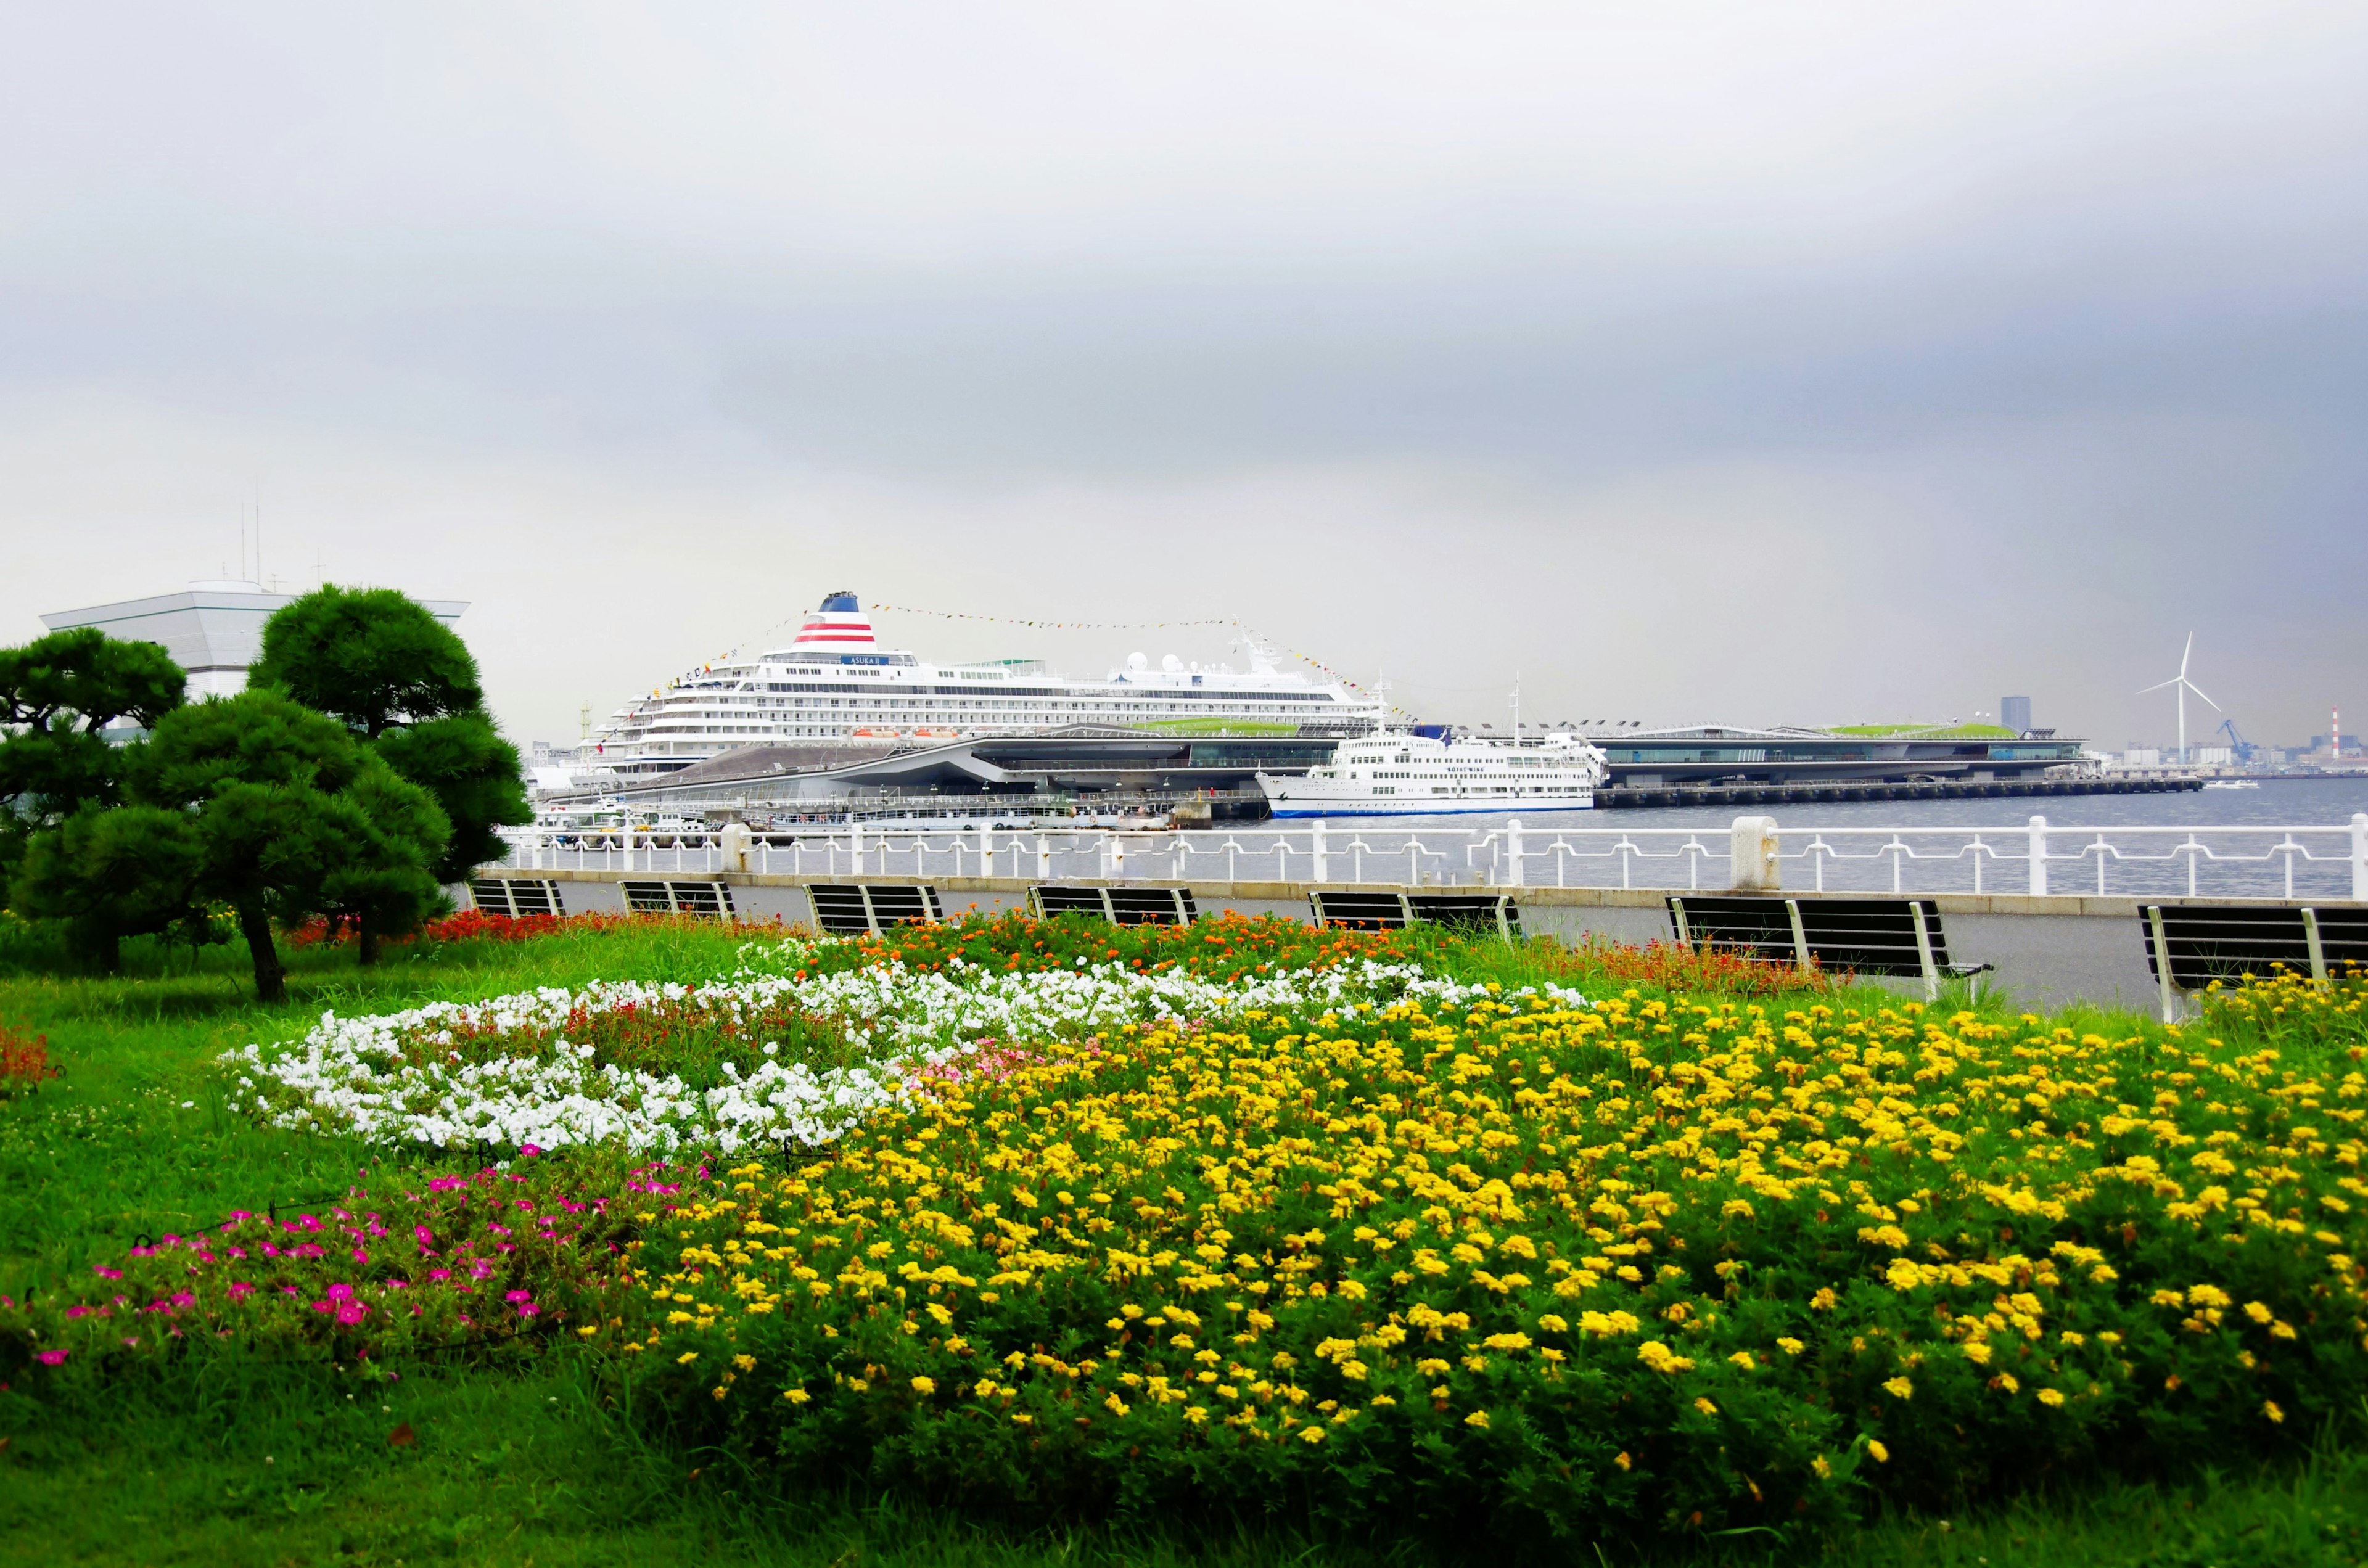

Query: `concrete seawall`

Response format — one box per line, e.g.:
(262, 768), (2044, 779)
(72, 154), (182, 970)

(456, 866), (2333, 1017)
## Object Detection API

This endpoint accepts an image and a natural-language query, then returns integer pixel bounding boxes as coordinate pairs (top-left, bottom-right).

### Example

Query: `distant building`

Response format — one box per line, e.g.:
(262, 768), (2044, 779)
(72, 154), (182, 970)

(2000, 696), (2031, 734)
(40, 581), (467, 700)
(2194, 745), (2234, 766)
(2123, 747), (2161, 766)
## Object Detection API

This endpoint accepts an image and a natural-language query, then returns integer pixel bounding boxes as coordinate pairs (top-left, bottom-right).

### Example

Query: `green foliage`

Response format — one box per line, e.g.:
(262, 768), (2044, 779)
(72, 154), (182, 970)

(137, 689), (450, 998)
(250, 584), (530, 882)
(9, 803), (209, 971)
(249, 585), (483, 738)
(375, 710), (532, 882)
(0, 626), (184, 876)
(330, 752), (456, 964)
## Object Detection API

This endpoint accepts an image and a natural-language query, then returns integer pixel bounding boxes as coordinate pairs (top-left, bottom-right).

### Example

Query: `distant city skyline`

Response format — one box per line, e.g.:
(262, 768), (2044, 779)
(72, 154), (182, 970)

(3, 4), (2362, 750)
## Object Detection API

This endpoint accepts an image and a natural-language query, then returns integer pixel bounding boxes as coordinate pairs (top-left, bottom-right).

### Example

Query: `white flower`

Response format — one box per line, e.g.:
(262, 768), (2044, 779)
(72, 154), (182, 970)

(223, 938), (1587, 1155)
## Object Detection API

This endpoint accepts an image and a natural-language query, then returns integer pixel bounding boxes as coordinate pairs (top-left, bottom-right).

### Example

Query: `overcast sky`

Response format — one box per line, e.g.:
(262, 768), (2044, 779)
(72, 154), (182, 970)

(2, 2), (2362, 749)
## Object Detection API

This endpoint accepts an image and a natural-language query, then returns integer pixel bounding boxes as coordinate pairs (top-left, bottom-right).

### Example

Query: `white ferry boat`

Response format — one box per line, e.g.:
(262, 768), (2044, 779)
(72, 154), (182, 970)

(570, 592), (1378, 779)
(1257, 726), (1605, 817)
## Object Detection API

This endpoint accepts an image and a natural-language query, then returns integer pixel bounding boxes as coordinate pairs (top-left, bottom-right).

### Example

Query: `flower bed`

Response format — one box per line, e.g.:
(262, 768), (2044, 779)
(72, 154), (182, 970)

(223, 919), (1585, 1154)
(602, 979), (2368, 1540)
(2, 1157), (639, 1377)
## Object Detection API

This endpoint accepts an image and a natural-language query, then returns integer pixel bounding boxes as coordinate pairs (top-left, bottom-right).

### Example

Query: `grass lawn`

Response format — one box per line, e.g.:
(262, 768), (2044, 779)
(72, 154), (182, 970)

(2, 918), (2364, 1566)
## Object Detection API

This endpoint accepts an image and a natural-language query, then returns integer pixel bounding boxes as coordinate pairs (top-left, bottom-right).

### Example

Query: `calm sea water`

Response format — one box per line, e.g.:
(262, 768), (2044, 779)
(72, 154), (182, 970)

(1250, 778), (2368, 901)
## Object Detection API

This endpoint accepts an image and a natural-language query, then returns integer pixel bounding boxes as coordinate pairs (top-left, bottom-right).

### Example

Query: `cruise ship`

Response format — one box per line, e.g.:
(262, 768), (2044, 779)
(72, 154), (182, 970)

(1257, 726), (1606, 816)
(570, 593), (1379, 779)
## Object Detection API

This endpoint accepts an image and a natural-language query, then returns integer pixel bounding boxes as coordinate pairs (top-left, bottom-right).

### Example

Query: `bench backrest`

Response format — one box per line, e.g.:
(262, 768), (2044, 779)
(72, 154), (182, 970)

(1030, 885), (1199, 926)
(1667, 895), (1954, 993)
(1310, 891), (1522, 940)
(2140, 904), (2368, 992)
(621, 880), (738, 918)
(809, 883), (942, 935)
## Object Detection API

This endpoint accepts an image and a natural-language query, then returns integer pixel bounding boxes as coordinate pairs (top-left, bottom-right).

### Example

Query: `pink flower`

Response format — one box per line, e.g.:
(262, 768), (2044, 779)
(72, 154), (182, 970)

(414, 1226), (434, 1247)
(426, 1269), (452, 1283)
(520, 1143), (544, 1157)
(67, 1305), (92, 1320)
(92, 1265), (123, 1281)
(351, 1247), (369, 1264)
(170, 1292), (195, 1309)
(36, 1349), (67, 1366)
(504, 1289), (533, 1303)
(326, 1283), (355, 1301)
(227, 1283), (254, 1300)
(334, 1303), (370, 1326)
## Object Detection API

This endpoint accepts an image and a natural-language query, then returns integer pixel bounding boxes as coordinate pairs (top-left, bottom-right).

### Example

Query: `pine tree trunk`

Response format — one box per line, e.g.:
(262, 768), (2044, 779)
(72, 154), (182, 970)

(358, 920), (380, 966)
(238, 900), (286, 1003)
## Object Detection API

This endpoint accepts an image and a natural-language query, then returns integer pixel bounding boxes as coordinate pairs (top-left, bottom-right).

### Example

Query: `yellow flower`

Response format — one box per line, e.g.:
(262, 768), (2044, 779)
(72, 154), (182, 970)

(1812, 1455), (1833, 1479)
(1614, 1451), (1632, 1471)
(2264, 1400), (2285, 1424)
(1464, 1410), (1491, 1429)
(733, 1354), (757, 1373)
(912, 1376), (937, 1396)
(784, 1388), (812, 1404)
(1866, 1440), (1889, 1464)
(675, 1352), (699, 1365)
(1776, 1337), (1805, 1357)
(2036, 1387), (2066, 1408)
(1692, 1397), (1719, 1416)
(1297, 1426), (1325, 1443)
(1962, 1340), (1992, 1365)
(1883, 1377), (1914, 1400)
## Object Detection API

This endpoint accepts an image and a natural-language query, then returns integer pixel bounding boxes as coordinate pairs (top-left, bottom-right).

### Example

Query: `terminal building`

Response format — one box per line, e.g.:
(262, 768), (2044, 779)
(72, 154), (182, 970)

(39, 581), (467, 700)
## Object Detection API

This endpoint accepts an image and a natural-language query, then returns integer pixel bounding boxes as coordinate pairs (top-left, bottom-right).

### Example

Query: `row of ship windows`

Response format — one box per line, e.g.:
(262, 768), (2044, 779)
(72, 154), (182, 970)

(718, 683), (1336, 701)
(1363, 784), (1587, 795)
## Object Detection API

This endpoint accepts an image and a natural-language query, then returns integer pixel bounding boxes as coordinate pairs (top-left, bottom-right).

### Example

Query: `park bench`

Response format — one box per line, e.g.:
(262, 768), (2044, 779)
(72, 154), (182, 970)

(1029, 885), (1200, 926)
(621, 880), (738, 918)
(2139, 902), (2368, 1020)
(1666, 895), (1989, 1001)
(470, 876), (564, 918)
(807, 883), (941, 935)
(1310, 890), (1523, 940)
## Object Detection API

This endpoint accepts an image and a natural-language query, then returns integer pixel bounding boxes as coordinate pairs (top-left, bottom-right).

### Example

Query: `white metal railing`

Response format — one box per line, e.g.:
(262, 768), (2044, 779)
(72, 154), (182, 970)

(494, 814), (2368, 903)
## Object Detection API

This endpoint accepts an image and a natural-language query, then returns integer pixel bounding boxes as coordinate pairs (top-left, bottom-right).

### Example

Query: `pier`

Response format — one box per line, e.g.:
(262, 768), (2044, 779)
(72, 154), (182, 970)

(1597, 774), (2203, 809)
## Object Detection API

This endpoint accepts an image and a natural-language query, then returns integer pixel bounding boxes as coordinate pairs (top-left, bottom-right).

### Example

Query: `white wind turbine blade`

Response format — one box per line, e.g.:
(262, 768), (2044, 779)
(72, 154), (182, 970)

(2179, 631), (2193, 679)
(2183, 679), (2221, 712)
(2138, 676), (2181, 694)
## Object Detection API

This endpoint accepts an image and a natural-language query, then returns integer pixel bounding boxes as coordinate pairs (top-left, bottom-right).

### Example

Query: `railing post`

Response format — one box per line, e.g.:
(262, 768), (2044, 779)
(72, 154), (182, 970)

(1507, 819), (1524, 888)
(1112, 833), (1127, 882)
(1730, 816), (1780, 892)
(850, 822), (863, 879)
(1312, 820), (1329, 884)
(1037, 833), (1052, 882)
(976, 823), (990, 880)
(2354, 814), (2368, 903)
(2028, 815), (2048, 897)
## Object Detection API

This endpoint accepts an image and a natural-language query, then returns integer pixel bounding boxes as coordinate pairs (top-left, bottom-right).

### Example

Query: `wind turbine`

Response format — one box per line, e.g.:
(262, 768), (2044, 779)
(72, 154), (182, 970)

(2139, 633), (2219, 765)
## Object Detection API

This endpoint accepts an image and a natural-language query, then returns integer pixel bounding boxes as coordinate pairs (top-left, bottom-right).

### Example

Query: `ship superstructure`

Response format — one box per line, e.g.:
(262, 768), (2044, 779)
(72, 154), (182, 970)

(574, 592), (1378, 778)
(1257, 726), (1606, 817)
